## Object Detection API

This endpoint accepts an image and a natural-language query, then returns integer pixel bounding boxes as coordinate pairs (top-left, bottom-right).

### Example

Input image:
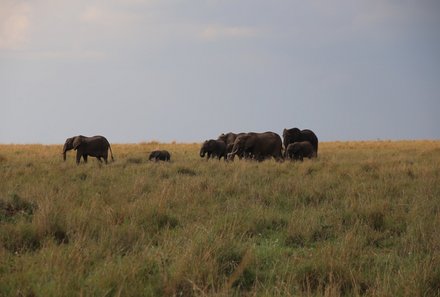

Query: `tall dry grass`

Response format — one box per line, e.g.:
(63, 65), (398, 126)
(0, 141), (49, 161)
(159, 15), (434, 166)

(1, 141), (439, 297)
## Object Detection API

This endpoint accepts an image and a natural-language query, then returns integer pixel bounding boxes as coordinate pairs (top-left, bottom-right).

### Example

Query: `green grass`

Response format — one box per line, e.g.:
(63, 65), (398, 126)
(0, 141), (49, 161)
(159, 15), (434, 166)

(0, 141), (439, 296)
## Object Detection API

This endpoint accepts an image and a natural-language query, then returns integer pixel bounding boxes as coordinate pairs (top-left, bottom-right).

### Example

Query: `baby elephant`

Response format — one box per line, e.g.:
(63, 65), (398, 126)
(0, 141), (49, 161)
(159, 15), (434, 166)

(149, 150), (171, 162)
(200, 139), (227, 160)
(285, 141), (316, 161)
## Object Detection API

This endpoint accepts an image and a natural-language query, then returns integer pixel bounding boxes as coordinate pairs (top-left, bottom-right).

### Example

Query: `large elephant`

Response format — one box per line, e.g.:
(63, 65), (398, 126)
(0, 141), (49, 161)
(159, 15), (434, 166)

(285, 141), (316, 161)
(227, 132), (283, 161)
(217, 132), (246, 153)
(200, 139), (227, 160)
(149, 150), (171, 162)
(63, 135), (114, 164)
(283, 128), (318, 156)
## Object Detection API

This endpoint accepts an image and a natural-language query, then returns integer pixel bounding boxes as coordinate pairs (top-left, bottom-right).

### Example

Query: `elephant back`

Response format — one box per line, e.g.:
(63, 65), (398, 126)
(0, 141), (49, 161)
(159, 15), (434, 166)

(218, 132), (246, 147)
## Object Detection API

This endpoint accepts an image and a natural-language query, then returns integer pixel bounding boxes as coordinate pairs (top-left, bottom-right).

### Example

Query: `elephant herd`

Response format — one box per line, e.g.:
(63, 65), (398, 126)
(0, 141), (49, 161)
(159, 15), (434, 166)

(62, 128), (318, 165)
(202, 128), (318, 162)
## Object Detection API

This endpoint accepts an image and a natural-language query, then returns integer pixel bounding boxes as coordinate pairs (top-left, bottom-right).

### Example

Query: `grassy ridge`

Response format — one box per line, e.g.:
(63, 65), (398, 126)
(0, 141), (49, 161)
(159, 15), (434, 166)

(1, 141), (439, 296)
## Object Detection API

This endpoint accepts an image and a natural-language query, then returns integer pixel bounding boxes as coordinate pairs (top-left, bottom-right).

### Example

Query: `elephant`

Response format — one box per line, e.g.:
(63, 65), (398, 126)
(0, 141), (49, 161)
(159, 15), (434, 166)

(217, 132), (246, 153)
(283, 128), (318, 156)
(285, 141), (316, 161)
(227, 132), (283, 161)
(200, 139), (227, 160)
(149, 150), (171, 162)
(63, 135), (114, 164)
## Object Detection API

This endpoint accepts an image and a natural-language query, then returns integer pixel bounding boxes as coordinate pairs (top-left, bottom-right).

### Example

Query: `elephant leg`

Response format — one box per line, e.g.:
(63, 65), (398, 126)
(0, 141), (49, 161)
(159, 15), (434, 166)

(274, 154), (283, 162)
(254, 152), (262, 161)
(102, 152), (109, 163)
(76, 151), (82, 164)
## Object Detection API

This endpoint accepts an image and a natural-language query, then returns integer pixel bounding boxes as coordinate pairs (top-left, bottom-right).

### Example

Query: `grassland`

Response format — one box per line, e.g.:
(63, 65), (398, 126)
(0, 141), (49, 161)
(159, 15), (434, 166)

(1, 141), (439, 297)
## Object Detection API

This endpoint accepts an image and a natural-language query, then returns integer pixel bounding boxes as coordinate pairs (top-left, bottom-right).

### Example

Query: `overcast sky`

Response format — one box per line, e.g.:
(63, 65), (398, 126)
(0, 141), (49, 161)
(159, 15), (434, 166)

(1, 0), (439, 144)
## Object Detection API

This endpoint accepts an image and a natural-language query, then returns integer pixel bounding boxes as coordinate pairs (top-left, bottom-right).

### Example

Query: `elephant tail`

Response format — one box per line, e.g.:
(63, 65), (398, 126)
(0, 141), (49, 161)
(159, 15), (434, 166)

(108, 144), (114, 161)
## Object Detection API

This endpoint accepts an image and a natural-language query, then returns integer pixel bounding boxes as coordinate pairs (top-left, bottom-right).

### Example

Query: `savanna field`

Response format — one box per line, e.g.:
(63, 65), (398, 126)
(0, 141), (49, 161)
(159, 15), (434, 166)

(1, 141), (440, 297)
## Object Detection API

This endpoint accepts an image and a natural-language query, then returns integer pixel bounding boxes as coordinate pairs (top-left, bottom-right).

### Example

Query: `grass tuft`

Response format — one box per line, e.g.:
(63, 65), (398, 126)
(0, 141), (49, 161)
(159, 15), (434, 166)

(1, 223), (42, 253)
(177, 167), (197, 176)
(0, 193), (36, 222)
(126, 157), (143, 164)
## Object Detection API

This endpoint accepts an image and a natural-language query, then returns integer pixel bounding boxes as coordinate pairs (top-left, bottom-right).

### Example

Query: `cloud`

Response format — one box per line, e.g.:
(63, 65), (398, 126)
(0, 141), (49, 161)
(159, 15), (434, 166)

(79, 4), (142, 26)
(80, 6), (103, 23)
(353, 1), (405, 27)
(0, 2), (30, 49)
(200, 25), (259, 41)
(352, 1), (440, 29)
(23, 50), (109, 60)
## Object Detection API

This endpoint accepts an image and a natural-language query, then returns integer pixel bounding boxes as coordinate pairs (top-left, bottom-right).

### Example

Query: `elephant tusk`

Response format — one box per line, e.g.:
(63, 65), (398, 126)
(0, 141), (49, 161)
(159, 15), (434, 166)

(227, 152), (236, 160)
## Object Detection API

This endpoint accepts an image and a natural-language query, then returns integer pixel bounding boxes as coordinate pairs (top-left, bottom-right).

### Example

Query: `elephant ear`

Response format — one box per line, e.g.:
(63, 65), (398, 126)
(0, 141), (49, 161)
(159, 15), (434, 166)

(241, 135), (251, 149)
(64, 137), (73, 149)
(72, 136), (82, 150)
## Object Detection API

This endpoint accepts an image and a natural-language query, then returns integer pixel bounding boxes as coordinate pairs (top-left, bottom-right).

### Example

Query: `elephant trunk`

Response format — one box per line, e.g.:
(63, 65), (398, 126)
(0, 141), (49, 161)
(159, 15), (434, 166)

(227, 148), (239, 161)
(62, 144), (67, 161)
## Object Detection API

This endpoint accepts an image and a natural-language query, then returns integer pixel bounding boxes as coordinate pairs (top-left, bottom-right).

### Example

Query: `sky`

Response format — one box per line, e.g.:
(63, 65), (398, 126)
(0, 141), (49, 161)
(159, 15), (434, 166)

(1, 0), (439, 144)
